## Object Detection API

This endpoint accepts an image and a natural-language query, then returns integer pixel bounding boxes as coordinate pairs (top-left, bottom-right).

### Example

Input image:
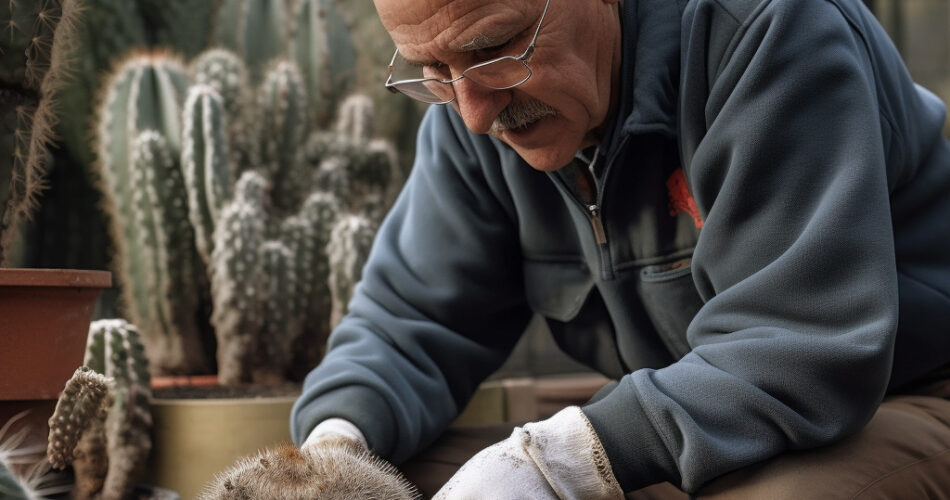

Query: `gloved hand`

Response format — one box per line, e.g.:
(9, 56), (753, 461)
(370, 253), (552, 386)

(302, 417), (369, 452)
(433, 406), (624, 500)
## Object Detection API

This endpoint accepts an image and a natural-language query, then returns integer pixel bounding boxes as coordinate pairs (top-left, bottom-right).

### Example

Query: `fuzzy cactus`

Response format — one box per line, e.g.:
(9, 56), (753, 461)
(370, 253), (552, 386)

(198, 441), (419, 500)
(0, 0), (81, 265)
(95, 53), (214, 375)
(46, 319), (152, 500)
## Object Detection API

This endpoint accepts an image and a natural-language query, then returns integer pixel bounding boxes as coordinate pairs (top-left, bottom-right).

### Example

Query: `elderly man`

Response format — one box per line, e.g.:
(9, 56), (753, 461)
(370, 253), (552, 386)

(292, 0), (950, 497)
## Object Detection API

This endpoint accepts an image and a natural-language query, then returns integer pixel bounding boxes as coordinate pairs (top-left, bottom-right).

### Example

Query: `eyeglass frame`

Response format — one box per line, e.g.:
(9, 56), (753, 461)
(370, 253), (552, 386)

(384, 0), (552, 104)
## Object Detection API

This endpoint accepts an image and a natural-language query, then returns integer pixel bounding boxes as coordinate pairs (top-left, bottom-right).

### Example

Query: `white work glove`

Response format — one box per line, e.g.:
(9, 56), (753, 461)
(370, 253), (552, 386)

(434, 406), (624, 500)
(302, 417), (369, 452)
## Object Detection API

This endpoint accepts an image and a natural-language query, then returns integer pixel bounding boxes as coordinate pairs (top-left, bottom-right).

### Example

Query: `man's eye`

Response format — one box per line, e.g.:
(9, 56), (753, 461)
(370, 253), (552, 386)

(476, 42), (510, 59)
(422, 63), (450, 79)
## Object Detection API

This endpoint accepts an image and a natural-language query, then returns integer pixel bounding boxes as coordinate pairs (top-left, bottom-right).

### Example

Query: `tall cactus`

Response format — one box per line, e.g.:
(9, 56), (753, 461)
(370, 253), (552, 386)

(95, 53), (213, 375)
(256, 61), (308, 215)
(47, 319), (152, 500)
(214, 0), (290, 83)
(0, 0), (81, 265)
(182, 85), (233, 265)
(290, 0), (357, 123)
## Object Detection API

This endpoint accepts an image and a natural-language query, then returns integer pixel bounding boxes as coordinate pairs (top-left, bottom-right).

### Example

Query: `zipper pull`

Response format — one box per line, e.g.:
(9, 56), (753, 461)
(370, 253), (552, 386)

(588, 204), (607, 245)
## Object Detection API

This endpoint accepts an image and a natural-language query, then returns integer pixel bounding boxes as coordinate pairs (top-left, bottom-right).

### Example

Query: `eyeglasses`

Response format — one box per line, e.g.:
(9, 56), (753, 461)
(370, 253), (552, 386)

(384, 0), (551, 104)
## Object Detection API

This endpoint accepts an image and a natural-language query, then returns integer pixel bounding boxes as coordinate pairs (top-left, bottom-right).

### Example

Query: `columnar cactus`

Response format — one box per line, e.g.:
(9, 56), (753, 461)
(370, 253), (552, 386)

(290, 0), (357, 123)
(47, 319), (152, 500)
(210, 171), (269, 383)
(257, 61), (308, 215)
(0, 0), (81, 265)
(214, 0), (291, 83)
(327, 215), (377, 328)
(182, 85), (234, 264)
(95, 53), (213, 375)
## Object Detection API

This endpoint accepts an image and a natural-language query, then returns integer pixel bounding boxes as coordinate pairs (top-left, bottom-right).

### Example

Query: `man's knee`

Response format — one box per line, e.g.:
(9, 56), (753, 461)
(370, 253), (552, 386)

(696, 395), (950, 499)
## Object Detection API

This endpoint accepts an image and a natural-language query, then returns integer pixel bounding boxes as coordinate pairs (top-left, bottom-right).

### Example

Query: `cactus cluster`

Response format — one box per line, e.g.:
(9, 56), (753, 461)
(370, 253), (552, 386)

(0, 0), (81, 265)
(94, 0), (401, 385)
(46, 319), (152, 500)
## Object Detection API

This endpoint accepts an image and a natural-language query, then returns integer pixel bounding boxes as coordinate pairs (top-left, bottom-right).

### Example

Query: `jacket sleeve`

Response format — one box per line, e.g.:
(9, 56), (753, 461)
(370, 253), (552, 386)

(584, 0), (900, 492)
(290, 106), (533, 463)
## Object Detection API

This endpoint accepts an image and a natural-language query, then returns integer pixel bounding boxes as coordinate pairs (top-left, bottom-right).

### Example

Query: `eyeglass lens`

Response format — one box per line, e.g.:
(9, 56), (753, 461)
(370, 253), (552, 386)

(392, 53), (532, 103)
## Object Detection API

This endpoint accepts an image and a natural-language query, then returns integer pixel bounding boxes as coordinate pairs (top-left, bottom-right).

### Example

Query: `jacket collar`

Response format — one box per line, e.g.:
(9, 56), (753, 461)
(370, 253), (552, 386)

(607, 0), (686, 145)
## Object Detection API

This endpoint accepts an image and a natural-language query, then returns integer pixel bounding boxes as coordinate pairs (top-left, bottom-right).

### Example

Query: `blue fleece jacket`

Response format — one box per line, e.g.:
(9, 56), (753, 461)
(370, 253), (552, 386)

(293, 0), (950, 491)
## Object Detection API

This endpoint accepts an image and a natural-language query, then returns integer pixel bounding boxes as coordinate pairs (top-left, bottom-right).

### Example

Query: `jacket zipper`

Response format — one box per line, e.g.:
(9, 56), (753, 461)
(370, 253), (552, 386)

(587, 204), (614, 280)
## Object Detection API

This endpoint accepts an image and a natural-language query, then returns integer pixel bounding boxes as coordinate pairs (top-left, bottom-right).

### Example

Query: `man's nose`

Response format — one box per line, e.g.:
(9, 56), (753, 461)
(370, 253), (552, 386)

(451, 77), (509, 135)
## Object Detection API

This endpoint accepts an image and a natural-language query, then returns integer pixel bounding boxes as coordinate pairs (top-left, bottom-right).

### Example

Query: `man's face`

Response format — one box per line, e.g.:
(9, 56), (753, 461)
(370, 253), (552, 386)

(375, 0), (622, 171)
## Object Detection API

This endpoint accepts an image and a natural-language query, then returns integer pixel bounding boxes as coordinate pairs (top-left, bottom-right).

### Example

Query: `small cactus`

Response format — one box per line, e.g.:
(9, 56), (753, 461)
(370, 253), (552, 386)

(198, 441), (419, 500)
(46, 319), (152, 500)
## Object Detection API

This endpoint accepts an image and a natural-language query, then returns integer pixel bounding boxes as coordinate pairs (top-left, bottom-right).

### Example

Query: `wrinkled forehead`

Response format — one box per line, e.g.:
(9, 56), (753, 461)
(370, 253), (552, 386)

(374, 0), (533, 55)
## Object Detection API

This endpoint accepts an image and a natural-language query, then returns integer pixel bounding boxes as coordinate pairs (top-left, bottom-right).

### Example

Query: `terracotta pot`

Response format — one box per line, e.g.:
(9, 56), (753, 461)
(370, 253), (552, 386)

(0, 268), (112, 433)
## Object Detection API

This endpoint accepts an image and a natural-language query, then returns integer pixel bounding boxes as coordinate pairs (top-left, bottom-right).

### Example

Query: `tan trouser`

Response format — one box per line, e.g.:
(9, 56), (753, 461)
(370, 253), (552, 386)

(400, 370), (950, 499)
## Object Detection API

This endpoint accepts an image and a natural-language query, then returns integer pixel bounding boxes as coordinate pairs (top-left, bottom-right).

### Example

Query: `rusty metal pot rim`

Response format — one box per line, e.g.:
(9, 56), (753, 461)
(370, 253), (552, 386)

(0, 268), (112, 288)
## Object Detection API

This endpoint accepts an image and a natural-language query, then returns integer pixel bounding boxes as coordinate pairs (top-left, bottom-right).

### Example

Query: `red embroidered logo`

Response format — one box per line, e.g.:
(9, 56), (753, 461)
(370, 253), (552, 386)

(666, 168), (704, 228)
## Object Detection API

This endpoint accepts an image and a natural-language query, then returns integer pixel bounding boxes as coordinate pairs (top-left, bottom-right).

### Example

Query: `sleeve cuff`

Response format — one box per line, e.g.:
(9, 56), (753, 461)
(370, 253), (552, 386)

(291, 384), (397, 457)
(582, 375), (681, 492)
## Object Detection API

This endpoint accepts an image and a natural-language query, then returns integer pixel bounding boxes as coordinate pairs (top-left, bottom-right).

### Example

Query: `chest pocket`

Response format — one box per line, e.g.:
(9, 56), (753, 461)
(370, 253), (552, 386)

(523, 259), (627, 378)
(636, 257), (705, 359)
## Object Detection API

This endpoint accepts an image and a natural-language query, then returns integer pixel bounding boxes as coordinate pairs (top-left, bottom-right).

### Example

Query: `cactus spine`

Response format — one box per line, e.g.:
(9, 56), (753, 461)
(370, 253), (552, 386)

(0, 0), (80, 265)
(96, 53), (213, 374)
(47, 319), (152, 500)
(1, 411), (71, 500)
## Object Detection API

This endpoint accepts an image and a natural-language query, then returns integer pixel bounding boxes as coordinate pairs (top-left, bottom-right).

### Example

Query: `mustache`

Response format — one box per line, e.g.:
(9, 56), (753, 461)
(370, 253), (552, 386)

(490, 99), (557, 133)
